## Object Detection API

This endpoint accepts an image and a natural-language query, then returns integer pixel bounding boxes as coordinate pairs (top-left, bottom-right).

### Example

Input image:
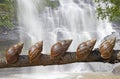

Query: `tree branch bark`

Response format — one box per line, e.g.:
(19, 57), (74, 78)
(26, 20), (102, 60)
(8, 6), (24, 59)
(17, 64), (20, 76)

(0, 49), (120, 68)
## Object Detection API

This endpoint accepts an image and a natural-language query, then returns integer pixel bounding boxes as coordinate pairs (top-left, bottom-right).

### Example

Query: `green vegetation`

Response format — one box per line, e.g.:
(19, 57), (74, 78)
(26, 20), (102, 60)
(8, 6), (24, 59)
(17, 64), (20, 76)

(95, 0), (120, 22)
(0, 0), (59, 29)
(38, 0), (59, 9)
(1, 0), (119, 29)
(46, 0), (59, 9)
(0, 0), (16, 28)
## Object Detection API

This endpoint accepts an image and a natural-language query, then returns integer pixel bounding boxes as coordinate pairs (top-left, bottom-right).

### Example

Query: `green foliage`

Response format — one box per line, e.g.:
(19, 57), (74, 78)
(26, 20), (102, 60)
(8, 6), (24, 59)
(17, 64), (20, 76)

(95, 0), (120, 22)
(0, 0), (15, 28)
(45, 0), (59, 9)
(43, 0), (59, 9)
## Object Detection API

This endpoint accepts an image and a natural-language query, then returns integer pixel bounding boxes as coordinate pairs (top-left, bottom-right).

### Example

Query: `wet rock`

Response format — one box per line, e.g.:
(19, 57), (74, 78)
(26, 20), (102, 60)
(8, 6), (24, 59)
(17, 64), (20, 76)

(0, 28), (20, 52)
(112, 65), (120, 75)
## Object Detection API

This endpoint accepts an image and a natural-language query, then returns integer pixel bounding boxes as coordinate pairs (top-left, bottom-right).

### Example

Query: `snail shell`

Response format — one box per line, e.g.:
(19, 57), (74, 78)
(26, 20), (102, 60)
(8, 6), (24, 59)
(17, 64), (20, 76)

(28, 41), (43, 63)
(50, 40), (72, 60)
(6, 42), (24, 64)
(99, 37), (116, 59)
(76, 39), (96, 61)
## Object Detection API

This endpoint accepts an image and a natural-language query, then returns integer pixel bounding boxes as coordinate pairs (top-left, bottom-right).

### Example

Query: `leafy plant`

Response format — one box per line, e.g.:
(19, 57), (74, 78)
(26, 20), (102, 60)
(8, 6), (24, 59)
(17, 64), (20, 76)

(0, 0), (16, 28)
(95, 0), (120, 22)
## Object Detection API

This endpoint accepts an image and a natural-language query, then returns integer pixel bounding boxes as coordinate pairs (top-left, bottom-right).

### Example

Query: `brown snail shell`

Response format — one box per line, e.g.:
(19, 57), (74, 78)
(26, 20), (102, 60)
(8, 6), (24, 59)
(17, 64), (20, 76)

(99, 37), (116, 59)
(6, 42), (24, 64)
(28, 41), (43, 63)
(50, 40), (72, 60)
(76, 39), (96, 61)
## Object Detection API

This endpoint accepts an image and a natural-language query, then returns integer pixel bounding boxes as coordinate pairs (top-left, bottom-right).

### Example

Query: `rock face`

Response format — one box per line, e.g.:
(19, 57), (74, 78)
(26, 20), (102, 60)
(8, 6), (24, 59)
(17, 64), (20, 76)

(0, 30), (19, 46)
(0, 29), (20, 57)
(0, 28), (31, 55)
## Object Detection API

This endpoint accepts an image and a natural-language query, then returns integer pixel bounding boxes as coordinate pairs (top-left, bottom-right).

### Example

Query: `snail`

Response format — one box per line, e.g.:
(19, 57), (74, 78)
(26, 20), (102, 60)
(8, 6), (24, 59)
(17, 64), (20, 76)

(99, 37), (116, 59)
(6, 42), (24, 64)
(28, 41), (43, 64)
(76, 39), (96, 61)
(50, 40), (72, 60)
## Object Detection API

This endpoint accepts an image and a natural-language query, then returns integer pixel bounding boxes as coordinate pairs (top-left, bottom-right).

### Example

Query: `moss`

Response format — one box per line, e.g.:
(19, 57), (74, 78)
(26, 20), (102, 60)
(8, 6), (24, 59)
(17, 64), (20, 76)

(46, 0), (59, 9)
(0, 0), (16, 28)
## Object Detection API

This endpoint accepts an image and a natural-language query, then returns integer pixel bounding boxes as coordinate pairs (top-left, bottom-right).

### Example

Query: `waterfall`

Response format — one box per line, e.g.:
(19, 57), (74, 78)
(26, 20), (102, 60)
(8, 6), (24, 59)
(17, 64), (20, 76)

(17, 0), (115, 53)
(17, 0), (115, 72)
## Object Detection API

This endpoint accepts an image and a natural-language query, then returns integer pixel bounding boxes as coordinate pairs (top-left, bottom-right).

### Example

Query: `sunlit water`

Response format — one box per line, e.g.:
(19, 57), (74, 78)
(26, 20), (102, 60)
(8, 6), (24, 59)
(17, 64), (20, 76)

(2, 0), (118, 78)
(17, 0), (115, 53)
(0, 64), (120, 79)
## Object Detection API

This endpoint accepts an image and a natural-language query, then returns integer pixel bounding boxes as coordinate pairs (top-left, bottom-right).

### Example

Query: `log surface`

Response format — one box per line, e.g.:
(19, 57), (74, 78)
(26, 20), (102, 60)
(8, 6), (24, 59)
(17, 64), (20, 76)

(0, 49), (120, 68)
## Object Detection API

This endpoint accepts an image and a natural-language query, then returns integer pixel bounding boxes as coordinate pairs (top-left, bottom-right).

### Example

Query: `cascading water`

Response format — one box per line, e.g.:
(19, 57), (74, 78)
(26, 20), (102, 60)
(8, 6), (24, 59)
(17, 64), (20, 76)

(17, 0), (115, 53)
(17, 0), (115, 73)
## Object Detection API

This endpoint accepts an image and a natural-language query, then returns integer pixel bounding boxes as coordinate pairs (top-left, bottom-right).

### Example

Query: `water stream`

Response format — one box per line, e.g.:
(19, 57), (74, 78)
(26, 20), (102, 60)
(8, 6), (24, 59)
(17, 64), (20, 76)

(17, 0), (115, 53)
(4, 0), (119, 78)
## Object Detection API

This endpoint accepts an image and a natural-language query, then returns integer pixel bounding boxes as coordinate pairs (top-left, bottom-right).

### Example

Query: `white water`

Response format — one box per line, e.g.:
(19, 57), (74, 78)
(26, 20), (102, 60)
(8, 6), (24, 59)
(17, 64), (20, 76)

(16, 0), (118, 77)
(17, 0), (115, 53)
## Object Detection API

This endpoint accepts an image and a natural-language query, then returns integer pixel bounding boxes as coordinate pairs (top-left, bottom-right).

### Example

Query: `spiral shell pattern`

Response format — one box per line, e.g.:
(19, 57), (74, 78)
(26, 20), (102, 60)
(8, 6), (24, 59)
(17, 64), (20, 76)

(76, 39), (96, 61)
(6, 42), (24, 64)
(99, 37), (116, 59)
(28, 41), (43, 63)
(50, 40), (72, 60)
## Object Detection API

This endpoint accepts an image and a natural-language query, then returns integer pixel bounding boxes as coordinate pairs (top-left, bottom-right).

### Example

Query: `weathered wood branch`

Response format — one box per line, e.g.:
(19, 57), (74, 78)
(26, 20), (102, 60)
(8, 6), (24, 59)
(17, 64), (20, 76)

(0, 49), (120, 68)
